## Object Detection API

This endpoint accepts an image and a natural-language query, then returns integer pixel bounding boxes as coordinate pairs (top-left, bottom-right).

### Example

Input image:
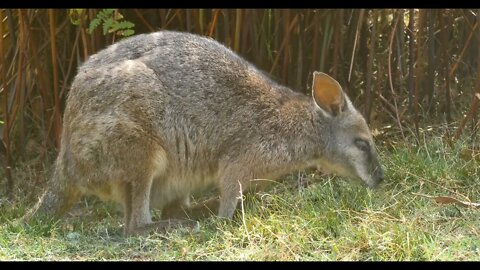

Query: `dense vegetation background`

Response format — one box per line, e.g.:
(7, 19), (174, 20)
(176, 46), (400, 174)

(0, 9), (479, 261)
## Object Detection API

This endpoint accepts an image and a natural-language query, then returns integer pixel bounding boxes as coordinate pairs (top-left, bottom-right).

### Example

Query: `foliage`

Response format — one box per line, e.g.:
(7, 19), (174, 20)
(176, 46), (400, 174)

(68, 9), (87, 26)
(86, 9), (135, 37)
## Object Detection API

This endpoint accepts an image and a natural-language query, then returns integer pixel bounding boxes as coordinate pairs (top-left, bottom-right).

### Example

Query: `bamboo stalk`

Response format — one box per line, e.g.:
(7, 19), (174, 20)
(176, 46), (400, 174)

(10, 9), (26, 158)
(198, 9), (204, 34)
(88, 9), (97, 53)
(407, 8), (419, 137)
(134, 9), (155, 32)
(454, 9), (480, 140)
(319, 12), (332, 73)
(0, 9), (13, 199)
(185, 10), (192, 33)
(348, 9), (364, 83)
(162, 9), (180, 30)
(407, 9), (415, 110)
(26, 10), (51, 152)
(240, 9), (250, 57)
(176, 9), (185, 30)
(269, 14), (298, 75)
(396, 9), (405, 89)
(332, 9), (342, 78)
(208, 9), (220, 37)
(426, 9), (436, 114)
(282, 10), (291, 85)
(439, 11), (451, 123)
(308, 11), (319, 74)
(251, 10), (260, 66)
(234, 9), (242, 53)
(59, 27), (81, 101)
(296, 11), (304, 90)
(158, 9), (166, 27)
(449, 22), (478, 78)
(222, 10), (231, 46)
(414, 9), (426, 124)
(365, 9), (377, 123)
(79, 9), (89, 60)
(49, 9), (61, 149)
(377, 93), (409, 130)
(388, 11), (406, 141)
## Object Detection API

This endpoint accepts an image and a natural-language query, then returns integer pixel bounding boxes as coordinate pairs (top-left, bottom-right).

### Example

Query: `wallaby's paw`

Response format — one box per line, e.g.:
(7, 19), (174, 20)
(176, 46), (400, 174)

(190, 220), (201, 233)
(126, 219), (201, 236)
(163, 219), (200, 233)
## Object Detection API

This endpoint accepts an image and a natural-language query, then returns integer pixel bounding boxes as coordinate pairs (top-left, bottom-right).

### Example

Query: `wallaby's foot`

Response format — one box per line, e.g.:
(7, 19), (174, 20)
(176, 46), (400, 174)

(126, 219), (200, 236)
(184, 197), (219, 220)
(162, 197), (219, 220)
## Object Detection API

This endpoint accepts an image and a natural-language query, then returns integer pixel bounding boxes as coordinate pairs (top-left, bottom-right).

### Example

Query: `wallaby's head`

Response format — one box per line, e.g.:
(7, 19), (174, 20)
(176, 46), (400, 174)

(311, 72), (384, 188)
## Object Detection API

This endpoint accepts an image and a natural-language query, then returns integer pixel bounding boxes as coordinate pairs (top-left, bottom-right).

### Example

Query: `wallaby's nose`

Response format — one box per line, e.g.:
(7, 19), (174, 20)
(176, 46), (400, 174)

(373, 166), (385, 183)
(367, 167), (384, 189)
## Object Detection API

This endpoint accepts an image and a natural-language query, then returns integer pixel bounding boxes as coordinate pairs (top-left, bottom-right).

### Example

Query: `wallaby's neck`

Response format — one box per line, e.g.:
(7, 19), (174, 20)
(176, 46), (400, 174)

(260, 87), (330, 176)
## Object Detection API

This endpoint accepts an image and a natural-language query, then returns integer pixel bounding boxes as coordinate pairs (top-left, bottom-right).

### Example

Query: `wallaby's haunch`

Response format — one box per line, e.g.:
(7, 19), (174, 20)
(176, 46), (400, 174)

(27, 31), (384, 235)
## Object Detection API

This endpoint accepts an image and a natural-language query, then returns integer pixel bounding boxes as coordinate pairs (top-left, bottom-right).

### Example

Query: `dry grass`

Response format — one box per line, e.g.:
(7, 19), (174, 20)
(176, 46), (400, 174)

(1, 129), (479, 261)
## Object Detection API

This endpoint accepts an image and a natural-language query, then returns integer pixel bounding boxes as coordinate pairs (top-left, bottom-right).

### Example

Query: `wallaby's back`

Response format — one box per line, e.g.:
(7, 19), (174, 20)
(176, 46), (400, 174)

(28, 31), (384, 235)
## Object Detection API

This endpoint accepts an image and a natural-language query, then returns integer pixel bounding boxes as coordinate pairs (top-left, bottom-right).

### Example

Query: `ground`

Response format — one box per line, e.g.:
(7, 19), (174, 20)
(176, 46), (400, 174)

(0, 130), (479, 261)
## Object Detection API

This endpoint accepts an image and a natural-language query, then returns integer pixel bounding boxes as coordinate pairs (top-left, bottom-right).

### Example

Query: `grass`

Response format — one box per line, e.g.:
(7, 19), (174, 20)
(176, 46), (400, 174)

(0, 132), (479, 261)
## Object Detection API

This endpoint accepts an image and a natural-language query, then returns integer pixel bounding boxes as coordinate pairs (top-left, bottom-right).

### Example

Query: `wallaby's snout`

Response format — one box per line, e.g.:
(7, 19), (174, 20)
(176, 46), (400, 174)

(369, 165), (385, 188)
(376, 167), (385, 182)
(363, 143), (385, 189)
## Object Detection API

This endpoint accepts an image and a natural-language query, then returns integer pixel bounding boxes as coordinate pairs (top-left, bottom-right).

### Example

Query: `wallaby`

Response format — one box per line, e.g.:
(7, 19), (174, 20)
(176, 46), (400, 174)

(26, 31), (384, 235)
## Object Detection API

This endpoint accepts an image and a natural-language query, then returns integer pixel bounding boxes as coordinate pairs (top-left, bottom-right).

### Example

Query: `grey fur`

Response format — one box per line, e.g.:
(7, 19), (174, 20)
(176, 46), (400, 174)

(26, 31), (384, 234)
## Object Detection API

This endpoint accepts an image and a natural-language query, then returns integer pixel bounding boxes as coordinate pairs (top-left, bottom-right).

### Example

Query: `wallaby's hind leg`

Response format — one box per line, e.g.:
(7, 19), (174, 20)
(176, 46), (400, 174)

(123, 173), (154, 234)
(162, 196), (219, 220)
(188, 197), (220, 219)
(187, 178), (273, 220)
(164, 176), (274, 221)
(123, 175), (199, 235)
(160, 196), (191, 219)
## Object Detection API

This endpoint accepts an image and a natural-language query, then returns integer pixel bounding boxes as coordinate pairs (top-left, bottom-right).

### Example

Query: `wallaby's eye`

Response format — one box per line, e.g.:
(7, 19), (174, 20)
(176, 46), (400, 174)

(354, 138), (370, 152)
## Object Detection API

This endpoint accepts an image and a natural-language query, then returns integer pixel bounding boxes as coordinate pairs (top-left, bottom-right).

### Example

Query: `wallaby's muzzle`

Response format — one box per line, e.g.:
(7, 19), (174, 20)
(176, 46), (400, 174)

(367, 165), (385, 189)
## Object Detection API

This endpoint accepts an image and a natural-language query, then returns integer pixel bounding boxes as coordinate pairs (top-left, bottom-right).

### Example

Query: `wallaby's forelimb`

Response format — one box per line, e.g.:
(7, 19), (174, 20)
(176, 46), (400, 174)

(218, 178), (244, 219)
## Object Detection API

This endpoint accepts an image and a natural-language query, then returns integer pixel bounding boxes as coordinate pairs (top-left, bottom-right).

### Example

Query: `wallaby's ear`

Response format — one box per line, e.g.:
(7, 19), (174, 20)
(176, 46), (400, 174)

(312, 72), (345, 117)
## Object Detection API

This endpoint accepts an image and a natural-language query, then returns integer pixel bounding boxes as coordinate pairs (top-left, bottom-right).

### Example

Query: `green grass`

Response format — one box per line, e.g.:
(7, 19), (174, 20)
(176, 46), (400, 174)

(1, 133), (479, 260)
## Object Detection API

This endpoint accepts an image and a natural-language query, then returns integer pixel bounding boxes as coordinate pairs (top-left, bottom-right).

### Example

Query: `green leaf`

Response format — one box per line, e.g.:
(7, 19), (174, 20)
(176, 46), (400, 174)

(98, 9), (114, 21)
(68, 9), (86, 26)
(120, 29), (135, 37)
(86, 9), (135, 37)
(88, 17), (101, 34)
(102, 17), (115, 35)
(116, 21), (135, 30)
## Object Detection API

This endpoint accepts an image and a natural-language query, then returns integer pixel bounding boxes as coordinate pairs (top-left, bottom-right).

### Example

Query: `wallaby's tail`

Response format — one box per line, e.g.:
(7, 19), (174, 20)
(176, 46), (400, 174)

(23, 187), (62, 221)
(22, 165), (81, 223)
